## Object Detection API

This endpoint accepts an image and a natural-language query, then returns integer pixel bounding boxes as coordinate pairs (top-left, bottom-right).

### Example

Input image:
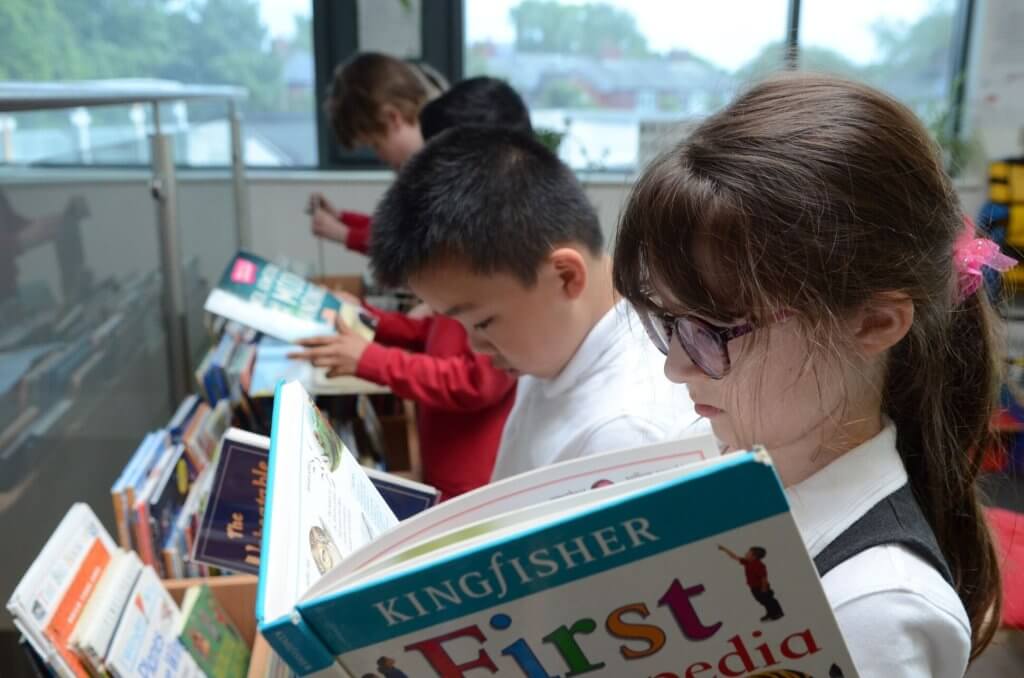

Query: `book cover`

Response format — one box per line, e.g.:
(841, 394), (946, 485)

(193, 429), (271, 576)
(309, 454), (858, 678)
(133, 442), (180, 570)
(204, 251), (376, 343)
(168, 395), (202, 444)
(176, 584), (251, 678)
(364, 467), (441, 521)
(111, 431), (163, 550)
(146, 443), (201, 577)
(6, 504), (117, 678)
(258, 381), (859, 676)
(68, 550), (143, 675)
(105, 566), (204, 678)
(249, 337), (386, 398)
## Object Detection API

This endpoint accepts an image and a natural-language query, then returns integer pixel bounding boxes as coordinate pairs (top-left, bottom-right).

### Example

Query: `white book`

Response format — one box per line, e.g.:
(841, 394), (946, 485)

(105, 566), (204, 678)
(68, 550), (144, 674)
(6, 503), (118, 678)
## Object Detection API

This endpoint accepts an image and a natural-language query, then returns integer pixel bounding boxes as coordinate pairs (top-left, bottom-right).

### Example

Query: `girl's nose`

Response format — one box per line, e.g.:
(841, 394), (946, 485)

(664, 339), (705, 384)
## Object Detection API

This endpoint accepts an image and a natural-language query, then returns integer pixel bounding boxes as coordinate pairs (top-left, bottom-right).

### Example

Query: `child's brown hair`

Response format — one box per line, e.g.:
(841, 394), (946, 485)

(324, 52), (446, 148)
(614, 73), (1001, 658)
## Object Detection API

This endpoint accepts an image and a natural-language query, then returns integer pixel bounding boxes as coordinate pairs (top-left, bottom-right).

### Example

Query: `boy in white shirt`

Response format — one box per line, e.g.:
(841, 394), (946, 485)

(368, 126), (705, 480)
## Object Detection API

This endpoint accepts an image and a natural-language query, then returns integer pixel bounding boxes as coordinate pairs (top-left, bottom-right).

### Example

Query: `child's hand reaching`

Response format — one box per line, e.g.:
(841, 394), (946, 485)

(311, 208), (349, 244)
(307, 192), (337, 216)
(289, 313), (371, 378)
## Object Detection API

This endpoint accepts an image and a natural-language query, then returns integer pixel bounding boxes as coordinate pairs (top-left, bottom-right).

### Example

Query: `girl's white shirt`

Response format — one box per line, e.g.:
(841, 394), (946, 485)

(786, 423), (972, 677)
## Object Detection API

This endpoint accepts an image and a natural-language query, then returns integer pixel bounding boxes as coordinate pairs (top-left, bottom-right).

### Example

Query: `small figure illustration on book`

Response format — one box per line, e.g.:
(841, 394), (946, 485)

(376, 655), (409, 678)
(309, 520), (342, 574)
(718, 543), (785, 621)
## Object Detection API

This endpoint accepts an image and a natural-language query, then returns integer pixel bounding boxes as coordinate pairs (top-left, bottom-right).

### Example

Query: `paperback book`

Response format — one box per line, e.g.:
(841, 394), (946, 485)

(204, 251), (376, 343)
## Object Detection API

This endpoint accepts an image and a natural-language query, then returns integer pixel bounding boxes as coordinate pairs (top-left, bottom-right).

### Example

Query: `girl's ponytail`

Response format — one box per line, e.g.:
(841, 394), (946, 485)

(884, 290), (1002, 658)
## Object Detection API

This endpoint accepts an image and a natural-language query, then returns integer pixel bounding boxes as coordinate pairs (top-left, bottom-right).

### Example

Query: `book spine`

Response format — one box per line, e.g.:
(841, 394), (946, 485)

(111, 489), (130, 550)
(261, 616), (346, 677)
(133, 503), (156, 570)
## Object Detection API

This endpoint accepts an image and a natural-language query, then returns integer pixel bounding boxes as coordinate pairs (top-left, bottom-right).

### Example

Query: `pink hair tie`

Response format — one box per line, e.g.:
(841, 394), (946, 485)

(954, 216), (1016, 302)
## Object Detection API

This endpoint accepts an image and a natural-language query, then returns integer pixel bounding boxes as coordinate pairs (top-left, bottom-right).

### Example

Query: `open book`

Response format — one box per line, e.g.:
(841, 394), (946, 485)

(257, 382), (856, 677)
(204, 251), (376, 343)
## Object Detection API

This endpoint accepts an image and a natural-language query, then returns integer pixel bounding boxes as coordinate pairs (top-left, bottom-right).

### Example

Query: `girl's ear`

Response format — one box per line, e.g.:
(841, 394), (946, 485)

(849, 292), (915, 357)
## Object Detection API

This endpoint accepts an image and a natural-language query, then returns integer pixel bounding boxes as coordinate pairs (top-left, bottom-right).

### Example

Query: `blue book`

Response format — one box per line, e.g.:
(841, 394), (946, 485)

(167, 395), (201, 443)
(258, 381), (856, 677)
(111, 431), (166, 550)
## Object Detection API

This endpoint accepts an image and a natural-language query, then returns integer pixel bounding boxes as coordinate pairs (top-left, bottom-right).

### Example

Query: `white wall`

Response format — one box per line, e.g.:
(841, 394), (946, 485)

(244, 171), (636, 278)
(2, 169), (986, 287)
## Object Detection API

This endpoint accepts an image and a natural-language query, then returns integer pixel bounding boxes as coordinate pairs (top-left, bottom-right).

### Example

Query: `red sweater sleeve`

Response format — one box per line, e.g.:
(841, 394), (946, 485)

(370, 310), (433, 352)
(340, 211), (372, 254)
(356, 343), (516, 413)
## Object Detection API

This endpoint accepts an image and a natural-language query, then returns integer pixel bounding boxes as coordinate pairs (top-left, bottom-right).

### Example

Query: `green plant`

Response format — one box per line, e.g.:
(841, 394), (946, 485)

(535, 126), (566, 153)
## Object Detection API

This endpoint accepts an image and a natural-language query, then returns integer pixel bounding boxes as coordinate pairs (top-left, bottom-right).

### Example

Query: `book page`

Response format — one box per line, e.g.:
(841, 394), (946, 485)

(306, 433), (719, 590)
(262, 381), (398, 622)
(306, 455), (729, 602)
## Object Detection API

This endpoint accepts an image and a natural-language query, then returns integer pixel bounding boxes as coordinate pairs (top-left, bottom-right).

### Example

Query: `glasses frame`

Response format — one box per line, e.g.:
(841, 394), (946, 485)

(643, 310), (790, 379)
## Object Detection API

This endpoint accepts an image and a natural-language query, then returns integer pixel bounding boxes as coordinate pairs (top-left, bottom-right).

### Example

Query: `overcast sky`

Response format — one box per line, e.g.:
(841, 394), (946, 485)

(257, 0), (950, 71)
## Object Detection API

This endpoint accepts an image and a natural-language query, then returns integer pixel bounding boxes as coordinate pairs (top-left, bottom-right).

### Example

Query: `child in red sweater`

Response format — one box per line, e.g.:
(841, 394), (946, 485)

(295, 60), (533, 498)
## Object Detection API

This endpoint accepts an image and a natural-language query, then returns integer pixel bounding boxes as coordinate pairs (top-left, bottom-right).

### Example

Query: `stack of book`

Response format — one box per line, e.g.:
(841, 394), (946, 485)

(110, 392), (232, 579)
(8, 504), (251, 678)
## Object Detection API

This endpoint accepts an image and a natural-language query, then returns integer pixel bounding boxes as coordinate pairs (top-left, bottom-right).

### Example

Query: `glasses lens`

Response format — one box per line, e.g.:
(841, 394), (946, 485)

(676, 317), (728, 378)
(641, 312), (672, 355)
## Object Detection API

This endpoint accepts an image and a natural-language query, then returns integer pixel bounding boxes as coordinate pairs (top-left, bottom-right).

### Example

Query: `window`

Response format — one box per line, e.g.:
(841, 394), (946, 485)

(0, 0), (315, 167)
(799, 0), (959, 122)
(465, 0), (791, 171)
(465, 0), (967, 173)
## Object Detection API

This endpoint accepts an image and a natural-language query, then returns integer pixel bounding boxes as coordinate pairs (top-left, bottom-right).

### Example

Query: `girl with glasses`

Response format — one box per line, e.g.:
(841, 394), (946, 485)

(613, 74), (1009, 677)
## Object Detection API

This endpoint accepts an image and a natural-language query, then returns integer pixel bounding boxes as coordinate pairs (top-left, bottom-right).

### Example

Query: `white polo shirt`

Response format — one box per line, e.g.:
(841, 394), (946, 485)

(490, 300), (707, 480)
(786, 424), (971, 677)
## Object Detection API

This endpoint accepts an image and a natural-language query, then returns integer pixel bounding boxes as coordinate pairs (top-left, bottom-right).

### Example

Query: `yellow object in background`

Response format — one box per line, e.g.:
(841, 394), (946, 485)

(990, 162), (1010, 180)
(992, 183), (1011, 203)
(1011, 165), (1024, 202)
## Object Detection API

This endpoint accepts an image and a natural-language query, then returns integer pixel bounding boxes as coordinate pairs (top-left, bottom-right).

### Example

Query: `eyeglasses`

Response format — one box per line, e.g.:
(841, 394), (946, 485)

(641, 310), (789, 379)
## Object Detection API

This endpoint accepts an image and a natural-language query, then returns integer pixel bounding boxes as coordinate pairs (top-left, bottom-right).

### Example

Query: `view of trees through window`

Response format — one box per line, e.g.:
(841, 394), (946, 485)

(0, 0), (315, 167)
(0, 1), (961, 171)
(466, 0), (959, 171)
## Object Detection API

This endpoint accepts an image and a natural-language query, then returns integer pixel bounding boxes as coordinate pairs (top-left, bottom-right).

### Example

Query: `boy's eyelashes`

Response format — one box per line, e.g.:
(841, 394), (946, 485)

(473, 317), (495, 331)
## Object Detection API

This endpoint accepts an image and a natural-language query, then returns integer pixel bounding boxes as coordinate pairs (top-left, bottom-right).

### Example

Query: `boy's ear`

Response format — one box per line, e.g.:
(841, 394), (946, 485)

(379, 104), (404, 131)
(548, 247), (588, 300)
(849, 292), (914, 357)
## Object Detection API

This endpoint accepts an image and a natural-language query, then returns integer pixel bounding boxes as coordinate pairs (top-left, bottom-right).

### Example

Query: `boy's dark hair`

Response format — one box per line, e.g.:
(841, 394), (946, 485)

(324, 52), (445, 149)
(750, 547), (767, 559)
(371, 126), (602, 287)
(419, 77), (533, 140)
